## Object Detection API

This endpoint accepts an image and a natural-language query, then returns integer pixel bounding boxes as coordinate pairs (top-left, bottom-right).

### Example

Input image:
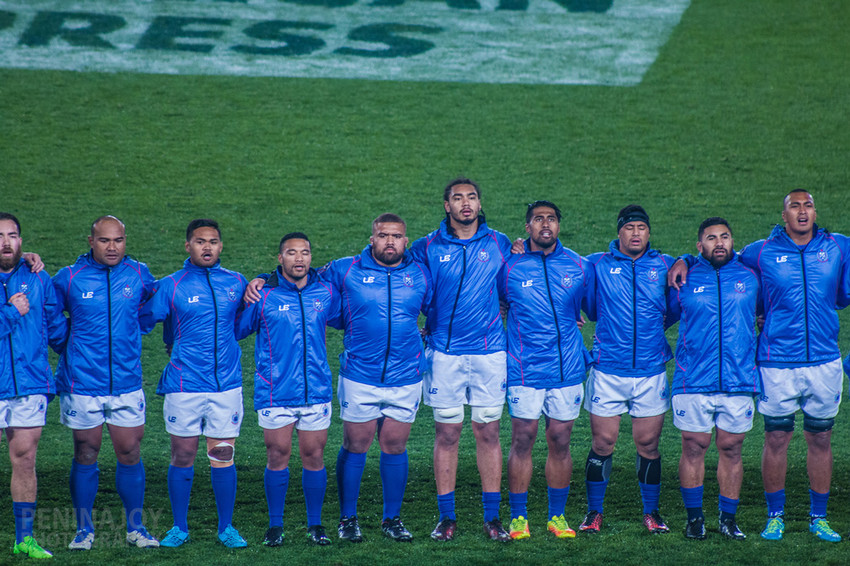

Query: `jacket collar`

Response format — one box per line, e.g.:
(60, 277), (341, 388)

(523, 238), (563, 256)
(607, 238), (658, 262)
(770, 223), (823, 249)
(268, 266), (319, 290)
(438, 216), (491, 243)
(183, 257), (221, 272)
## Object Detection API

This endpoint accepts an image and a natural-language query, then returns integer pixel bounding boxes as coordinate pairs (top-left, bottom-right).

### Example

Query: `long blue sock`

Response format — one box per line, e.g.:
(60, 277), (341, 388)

(438, 492), (456, 521)
(380, 451), (408, 520)
(302, 468), (327, 526)
(810, 489), (829, 518)
(337, 448), (367, 519)
(586, 480), (608, 514)
(548, 486), (570, 518)
(211, 464), (237, 533)
(116, 461), (145, 531)
(764, 489), (785, 517)
(639, 482), (661, 514)
(13, 502), (36, 544)
(264, 467), (289, 528)
(680, 486), (704, 520)
(719, 495), (739, 522)
(509, 491), (528, 520)
(482, 491), (501, 522)
(70, 460), (99, 533)
(167, 465), (193, 532)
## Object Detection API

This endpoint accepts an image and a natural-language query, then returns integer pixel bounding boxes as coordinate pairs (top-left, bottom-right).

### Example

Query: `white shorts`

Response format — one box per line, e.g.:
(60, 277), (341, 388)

(507, 384), (584, 422)
(672, 393), (755, 434)
(757, 359), (843, 419)
(0, 395), (48, 429)
(60, 390), (146, 429)
(584, 368), (670, 418)
(338, 377), (421, 424)
(423, 349), (507, 410)
(258, 403), (332, 431)
(164, 388), (244, 438)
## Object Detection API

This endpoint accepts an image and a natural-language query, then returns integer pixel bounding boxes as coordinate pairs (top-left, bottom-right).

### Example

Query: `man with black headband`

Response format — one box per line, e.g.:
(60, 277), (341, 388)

(580, 204), (675, 535)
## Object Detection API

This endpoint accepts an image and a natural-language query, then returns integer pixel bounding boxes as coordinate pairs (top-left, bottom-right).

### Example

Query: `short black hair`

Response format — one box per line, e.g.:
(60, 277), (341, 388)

(0, 212), (21, 235)
(443, 178), (481, 201)
(372, 213), (406, 232)
(526, 200), (562, 223)
(784, 188), (813, 206)
(697, 217), (732, 239)
(279, 232), (311, 253)
(186, 219), (220, 241)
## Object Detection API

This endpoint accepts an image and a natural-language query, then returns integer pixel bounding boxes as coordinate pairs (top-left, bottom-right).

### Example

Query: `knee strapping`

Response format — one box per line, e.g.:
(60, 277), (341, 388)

(207, 441), (235, 464)
(763, 414), (795, 432)
(803, 414), (834, 433)
(433, 406), (464, 424)
(471, 405), (503, 424)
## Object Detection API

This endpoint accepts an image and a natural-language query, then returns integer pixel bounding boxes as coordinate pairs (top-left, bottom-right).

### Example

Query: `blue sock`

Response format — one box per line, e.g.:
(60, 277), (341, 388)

(764, 489), (785, 517)
(586, 480), (608, 514)
(639, 482), (661, 514)
(680, 486), (704, 520)
(547, 486), (570, 518)
(719, 495), (739, 522)
(167, 465), (194, 532)
(438, 491), (456, 521)
(482, 491), (501, 522)
(211, 464), (237, 534)
(115, 461), (145, 531)
(70, 460), (99, 533)
(509, 491), (528, 520)
(337, 448), (367, 519)
(302, 468), (327, 526)
(264, 467), (289, 528)
(810, 489), (829, 518)
(13, 502), (36, 544)
(380, 451), (408, 520)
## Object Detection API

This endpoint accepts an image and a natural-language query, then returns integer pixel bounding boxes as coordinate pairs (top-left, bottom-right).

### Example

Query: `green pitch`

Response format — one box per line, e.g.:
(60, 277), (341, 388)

(1, 0), (849, 564)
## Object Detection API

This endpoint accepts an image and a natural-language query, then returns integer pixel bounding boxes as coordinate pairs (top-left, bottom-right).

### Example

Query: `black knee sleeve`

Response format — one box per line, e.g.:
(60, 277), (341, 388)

(803, 414), (834, 433)
(763, 414), (795, 432)
(636, 455), (661, 485)
(585, 450), (612, 482)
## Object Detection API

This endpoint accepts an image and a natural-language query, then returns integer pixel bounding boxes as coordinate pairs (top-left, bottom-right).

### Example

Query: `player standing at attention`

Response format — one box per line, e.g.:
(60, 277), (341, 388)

(140, 219), (249, 548)
(669, 190), (850, 542)
(238, 233), (341, 547)
(1, 212), (67, 559)
(497, 201), (591, 540)
(408, 179), (513, 542)
(52, 216), (159, 550)
(666, 218), (760, 540)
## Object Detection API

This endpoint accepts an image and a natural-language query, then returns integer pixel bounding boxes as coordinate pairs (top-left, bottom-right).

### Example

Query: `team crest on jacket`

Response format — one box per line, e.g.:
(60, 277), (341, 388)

(817, 249), (828, 262)
(403, 274), (414, 287)
(647, 268), (659, 282)
(123, 285), (133, 298)
(18, 283), (28, 294)
(478, 250), (490, 262)
(561, 275), (573, 288)
(227, 288), (238, 301)
(314, 299), (324, 312)
(735, 281), (745, 293)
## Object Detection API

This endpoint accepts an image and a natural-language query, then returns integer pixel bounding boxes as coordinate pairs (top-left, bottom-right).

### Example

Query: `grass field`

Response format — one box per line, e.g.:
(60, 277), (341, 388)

(1, 0), (850, 564)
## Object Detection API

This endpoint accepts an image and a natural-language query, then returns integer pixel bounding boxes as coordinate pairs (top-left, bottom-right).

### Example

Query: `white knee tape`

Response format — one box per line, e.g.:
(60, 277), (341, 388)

(207, 441), (235, 464)
(471, 405), (503, 424)
(433, 406), (464, 424)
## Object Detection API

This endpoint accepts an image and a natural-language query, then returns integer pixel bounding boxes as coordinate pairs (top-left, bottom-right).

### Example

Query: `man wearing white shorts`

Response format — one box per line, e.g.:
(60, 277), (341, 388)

(140, 219), (249, 548)
(320, 214), (432, 543)
(53, 216), (159, 550)
(0, 212), (67, 559)
(669, 190), (850, 541)
(667, 218), (760, 541)
(239, 232), (342, 547)
(409, 178), (513, 541)
(497, 201), (592, 540)
(581, 205), (675, 534)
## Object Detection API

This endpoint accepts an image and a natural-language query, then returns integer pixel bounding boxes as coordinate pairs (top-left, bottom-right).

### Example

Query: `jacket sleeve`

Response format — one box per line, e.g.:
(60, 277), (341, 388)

(419, 264), (434, 315)
(139, 278), (171, 335)
(140, 263), (157, 304)
(836, 234), (850, 310)
(232, 274), (251, 340)
(581, 256), (595, 319)
(0, 303), (22, 340)
(325, 282), (343, 330)
(408, 237), (428, 267)
(665, 283), (682, 329)
(737, 242), (761, 274)
(235, 292), (260, 340)
(40, 272), (69, 352)
(583, 255), (599, 322)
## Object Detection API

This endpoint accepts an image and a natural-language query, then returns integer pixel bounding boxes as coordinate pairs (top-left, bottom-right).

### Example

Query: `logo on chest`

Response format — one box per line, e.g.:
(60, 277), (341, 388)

(735, 281), (746, 293)
(647, 268), (659, 282)
(123, 285), (133, 298)
(18, 283), (29, 294)
(278, 304), (291, 312)
(775, 255), (788, 263)
(81, 291), (94, 299)
(521, 279), (534, 288)
(188, 296), (200, 304)
(817, 249), (828, 263)
(477, 250), (490, 262)
(439, 254), (451, 263)
(403, 274), (414, 287)
(561, 275), (573, 288)
(227, 288), (238, 302)
(314, 299), (324, 312)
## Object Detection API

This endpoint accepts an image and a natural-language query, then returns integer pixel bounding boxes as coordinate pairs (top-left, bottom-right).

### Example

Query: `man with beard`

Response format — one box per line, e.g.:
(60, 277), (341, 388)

(666, 218), (760, 540)
(0, 212), (67, 559)
(497, 201), (591, 540)
(668, 190), (850, 541)
(409, 179), (513, 542)
(52, 216), (159, 550)
(322, 214), (431, 543)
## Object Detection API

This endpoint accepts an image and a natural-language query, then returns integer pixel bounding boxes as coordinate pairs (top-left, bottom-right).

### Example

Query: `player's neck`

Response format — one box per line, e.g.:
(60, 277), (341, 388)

(449, 218), (479, 240)
(785, 227), (813, 246)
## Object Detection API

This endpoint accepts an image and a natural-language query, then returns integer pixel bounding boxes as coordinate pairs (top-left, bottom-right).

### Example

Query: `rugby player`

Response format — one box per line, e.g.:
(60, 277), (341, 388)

(52, 216), (159, 550)
(140, 219), (250, 548)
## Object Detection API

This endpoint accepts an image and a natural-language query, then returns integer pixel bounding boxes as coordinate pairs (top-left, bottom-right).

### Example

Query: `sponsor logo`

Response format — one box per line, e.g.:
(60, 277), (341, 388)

(590, 395), (600, 403)
(735, 280), (745, 293)
(123, 284), (133, 298)
(521, 279), (533, 288)
(609, 267), (622, 275)
(314, 299), (324, 311)
(648, 267), (658, 281)
(775, 255), (788, 263)
(759, 394), (769, 403)
(693, 286), (705, 293)
(261, 409), (271, 417)
(675, 409), (685, 417)
(362, 276), (375, 284)
(403, 273), (414, 287)
(65, 409), (77, 417)
(818, 249), (828, 262)
(341, 401), (349, 408)
(428, 387), (438, 395)
(439, 254), (451, 263)
(82, 291), (94, 299)
(188, 295), (200, 303)
(279, 304), (291, 311)
(477, 250), (489, 262)
(167, 415), (177, 423)
(509, 397), (520, 404)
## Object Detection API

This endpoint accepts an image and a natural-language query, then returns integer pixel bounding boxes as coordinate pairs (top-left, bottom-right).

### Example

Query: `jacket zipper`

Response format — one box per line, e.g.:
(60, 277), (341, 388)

(380, 270), (392, 383)
(107, 268), (114, 395)
(298, 289), (309, 404)
(205, 271), (221, 391)
(542, 254), (564, 381)
(445, 245), (467, 353)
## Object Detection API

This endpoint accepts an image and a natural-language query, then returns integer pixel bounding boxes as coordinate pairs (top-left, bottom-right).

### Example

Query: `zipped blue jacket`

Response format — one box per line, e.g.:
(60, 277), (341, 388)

(52, 252), (156, 396)
(497, 240), (592, 389)
(585, 240), (674, 377)
(667, 252), (761, 395)
(409, 218), (511, 354)
(738, 224), (850, 368)
(320, 246), (432, 387)
(0, 260), (66, 399)
(236, 267), (341, 409)
(139, 259), (247, 394)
